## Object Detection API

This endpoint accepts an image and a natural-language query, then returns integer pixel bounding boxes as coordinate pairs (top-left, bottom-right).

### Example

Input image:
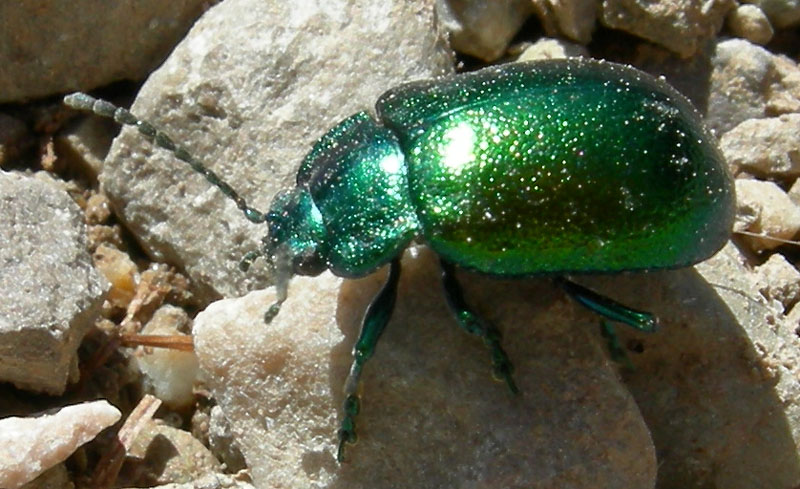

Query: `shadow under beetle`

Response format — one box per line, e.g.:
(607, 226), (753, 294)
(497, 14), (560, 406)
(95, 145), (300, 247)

(65, 58), (735, 462)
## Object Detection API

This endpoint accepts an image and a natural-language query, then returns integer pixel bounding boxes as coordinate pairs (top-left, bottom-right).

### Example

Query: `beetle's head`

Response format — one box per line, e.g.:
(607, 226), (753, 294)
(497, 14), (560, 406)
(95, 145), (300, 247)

(261, 187), (327, 317)
(266, 186), (328, 275)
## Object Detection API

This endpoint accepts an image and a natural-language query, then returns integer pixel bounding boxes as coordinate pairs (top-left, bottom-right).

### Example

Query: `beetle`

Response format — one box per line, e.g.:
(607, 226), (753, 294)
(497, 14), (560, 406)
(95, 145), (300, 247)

(65, 57), (735, 462)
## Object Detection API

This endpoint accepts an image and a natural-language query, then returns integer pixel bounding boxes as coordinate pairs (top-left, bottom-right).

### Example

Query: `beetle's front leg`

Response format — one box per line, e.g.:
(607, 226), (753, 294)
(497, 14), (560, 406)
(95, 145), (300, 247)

(337, 258), (401, 462)
(439, 259), (518, 394)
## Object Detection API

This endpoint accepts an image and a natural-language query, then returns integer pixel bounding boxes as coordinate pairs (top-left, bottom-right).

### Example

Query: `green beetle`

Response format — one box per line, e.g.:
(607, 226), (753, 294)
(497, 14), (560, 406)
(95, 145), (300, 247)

(65, 57), (734, 462)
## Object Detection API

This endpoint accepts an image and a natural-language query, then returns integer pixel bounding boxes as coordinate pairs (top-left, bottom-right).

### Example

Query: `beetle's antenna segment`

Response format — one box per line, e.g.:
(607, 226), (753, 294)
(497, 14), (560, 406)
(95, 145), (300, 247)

(63, 92), (268, 224)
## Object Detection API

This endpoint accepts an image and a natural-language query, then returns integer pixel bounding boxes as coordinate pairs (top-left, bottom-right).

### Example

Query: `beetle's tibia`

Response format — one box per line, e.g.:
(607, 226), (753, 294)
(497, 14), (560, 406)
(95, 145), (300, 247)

(440, 260), (519, 395)
(556, 277), (658, 333)
(63, 92), (268, 224)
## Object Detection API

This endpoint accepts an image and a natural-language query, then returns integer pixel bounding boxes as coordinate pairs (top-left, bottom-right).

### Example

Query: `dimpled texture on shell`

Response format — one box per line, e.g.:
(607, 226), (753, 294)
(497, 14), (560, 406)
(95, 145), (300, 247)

(376, 59), (735, 276)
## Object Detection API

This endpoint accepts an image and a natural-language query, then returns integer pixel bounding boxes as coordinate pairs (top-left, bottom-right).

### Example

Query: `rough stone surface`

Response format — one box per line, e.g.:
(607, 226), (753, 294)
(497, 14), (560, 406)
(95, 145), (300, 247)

(665, 244), (800, 489)
(0, 113), (30, 166)
(0, 171), (108, 394)
(194, 247), (657, 489)
(735, 179), (800, 251)
(754, 253), (800, 313)
(0, 1), (207, 103)
(437, 0), (534, 61)
(118, 420), (221, 487)
(132, 305), (199, 410)
(0, 400), (121, 489)
(516, 38), (589, 61)
(727, 4), (774, 45)
(120, 472), (256, 489)
(744, 0), (800, 28)
(19, 464), (72, 489)
(207, 405), (247, 473)
(708, 39), (800, 134)
(100, 0), (453, 305)
(600, 0), (734, 58)
(721, 114), (800, 178)
(56, 115), (118, 180)
(531, 0), (596, 44)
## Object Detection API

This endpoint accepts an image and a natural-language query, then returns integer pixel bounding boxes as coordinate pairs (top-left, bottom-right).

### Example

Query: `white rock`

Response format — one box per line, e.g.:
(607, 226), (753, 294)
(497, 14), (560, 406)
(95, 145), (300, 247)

(133, 305), (199, 410)
(0, 400), (121, 489)
(516, 38), (589, 61)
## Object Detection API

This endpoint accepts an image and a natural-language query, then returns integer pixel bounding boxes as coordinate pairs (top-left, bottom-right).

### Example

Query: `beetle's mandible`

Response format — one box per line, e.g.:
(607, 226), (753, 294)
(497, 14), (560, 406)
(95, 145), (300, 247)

(65, 58), (735, 462)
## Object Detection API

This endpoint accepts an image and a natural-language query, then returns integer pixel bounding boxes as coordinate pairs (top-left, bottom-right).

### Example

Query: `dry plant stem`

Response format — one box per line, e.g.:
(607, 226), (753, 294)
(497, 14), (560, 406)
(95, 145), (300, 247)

(91, 394), (162, 489)
(120, 333), (195, 352)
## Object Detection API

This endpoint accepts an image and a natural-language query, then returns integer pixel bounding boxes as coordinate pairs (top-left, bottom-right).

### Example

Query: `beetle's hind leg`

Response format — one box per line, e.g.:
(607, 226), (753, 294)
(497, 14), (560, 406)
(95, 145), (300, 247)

(337, 258), (401, 463)
(556, 277), (658, 333)
(439, 260), (518, 394)
(599, 320), (634, 369)
(557, 277), (654, 367)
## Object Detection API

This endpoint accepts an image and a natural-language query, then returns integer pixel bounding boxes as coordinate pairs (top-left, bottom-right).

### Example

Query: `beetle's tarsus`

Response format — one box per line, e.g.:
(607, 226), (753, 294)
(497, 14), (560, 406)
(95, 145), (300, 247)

(336, 393), (360, 462)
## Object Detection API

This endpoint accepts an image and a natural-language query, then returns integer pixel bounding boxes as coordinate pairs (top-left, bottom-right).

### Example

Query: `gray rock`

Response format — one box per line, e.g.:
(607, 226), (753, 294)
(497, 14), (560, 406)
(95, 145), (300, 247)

(721, 114), (800, 178)
(0, 171), (108, 394)
(436, 0), (534, 61)
(708, 39), (800, 134)
(0, 1), (207, 103)
(635, 243), (800, 489)
(600, 0), (734, 58)
(118, 420), (222, 487)
(531, 0), (597, 44)
(194, 246), (657, 489)
(735, 179), (800, 251)
(120, 472), (256, 489)
(754, 253), (800, 313)
(207, 405), (247, 473)
(56, 115), (118, 180)
(100, 0), (453, 305)
(727, 4), (775, 45)
(743, 0), (800, 28)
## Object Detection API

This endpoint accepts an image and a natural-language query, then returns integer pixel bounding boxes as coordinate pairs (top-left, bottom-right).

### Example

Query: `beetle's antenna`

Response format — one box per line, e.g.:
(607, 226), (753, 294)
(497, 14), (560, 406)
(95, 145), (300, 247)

(63, 92), (268, 224)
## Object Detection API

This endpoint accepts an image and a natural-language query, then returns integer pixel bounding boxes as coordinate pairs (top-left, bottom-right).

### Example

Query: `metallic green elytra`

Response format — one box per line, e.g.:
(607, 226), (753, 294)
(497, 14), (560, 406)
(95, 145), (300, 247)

(64, 57), (734, 463)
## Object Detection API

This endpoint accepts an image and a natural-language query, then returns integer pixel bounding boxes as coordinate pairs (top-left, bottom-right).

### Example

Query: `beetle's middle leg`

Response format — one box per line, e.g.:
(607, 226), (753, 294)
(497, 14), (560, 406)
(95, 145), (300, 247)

(337, 258), (401, 463)
(439, 259), (518, 394)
